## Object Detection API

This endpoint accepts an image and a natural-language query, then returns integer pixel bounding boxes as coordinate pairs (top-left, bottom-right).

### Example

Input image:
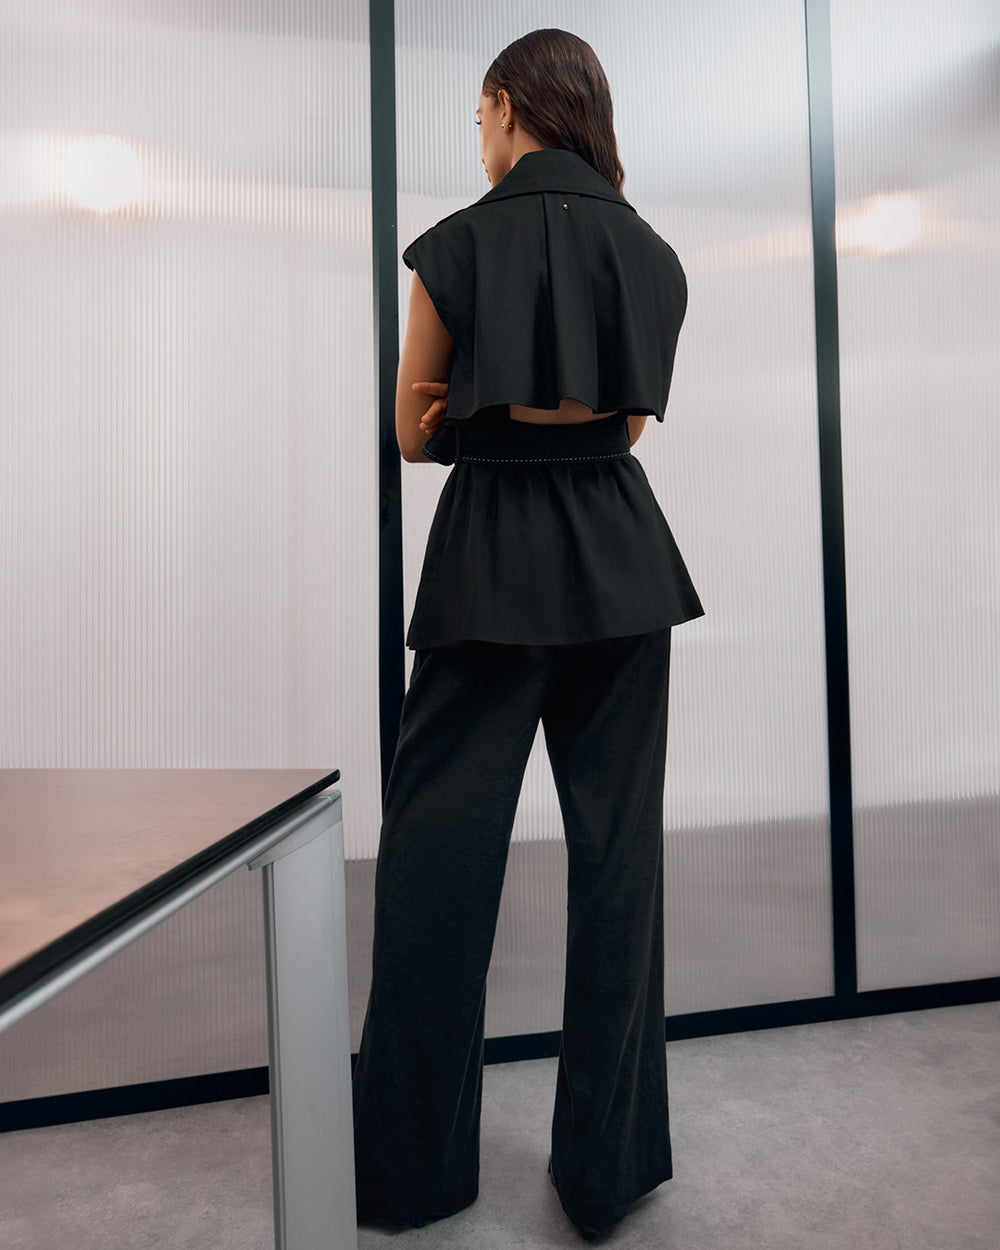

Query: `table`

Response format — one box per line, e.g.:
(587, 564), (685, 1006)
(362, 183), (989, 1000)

(0, 769), (356, 1250)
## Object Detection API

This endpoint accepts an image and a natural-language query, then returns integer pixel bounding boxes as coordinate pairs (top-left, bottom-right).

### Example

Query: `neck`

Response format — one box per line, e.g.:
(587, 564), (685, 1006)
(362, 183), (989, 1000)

(508, 134), (547, 172)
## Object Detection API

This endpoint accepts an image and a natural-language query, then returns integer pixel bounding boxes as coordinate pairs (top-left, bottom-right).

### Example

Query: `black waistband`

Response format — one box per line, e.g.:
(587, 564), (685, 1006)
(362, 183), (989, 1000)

(453, 408), (631, 464)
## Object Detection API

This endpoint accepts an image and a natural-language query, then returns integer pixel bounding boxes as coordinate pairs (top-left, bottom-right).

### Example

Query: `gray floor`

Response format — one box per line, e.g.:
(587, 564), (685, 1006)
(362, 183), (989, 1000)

(1, 1003), (998, 1249)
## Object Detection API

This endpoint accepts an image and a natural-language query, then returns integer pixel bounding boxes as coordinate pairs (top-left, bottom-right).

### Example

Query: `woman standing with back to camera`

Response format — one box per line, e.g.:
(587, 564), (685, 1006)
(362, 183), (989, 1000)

(353, 28), (703, 1242)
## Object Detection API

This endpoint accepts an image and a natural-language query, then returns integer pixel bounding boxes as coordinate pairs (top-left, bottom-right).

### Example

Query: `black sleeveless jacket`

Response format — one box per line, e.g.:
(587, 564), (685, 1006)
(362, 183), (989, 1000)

(401, 149), (703, 650)
(403, 149), (688, 425)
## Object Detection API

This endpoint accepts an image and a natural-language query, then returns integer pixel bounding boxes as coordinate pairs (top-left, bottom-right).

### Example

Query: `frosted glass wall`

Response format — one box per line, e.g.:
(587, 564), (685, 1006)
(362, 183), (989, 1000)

(0, 0), (382, 860)
(831, 0), (1000, 988)
(395, 0), (834, 1020)
(8, 0), (992, 1082)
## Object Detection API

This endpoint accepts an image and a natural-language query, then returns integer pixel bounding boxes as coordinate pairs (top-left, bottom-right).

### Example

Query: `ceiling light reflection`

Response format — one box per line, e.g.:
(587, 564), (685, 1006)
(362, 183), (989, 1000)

(859, 193), (923, 253)
(63, 135), (142, 213)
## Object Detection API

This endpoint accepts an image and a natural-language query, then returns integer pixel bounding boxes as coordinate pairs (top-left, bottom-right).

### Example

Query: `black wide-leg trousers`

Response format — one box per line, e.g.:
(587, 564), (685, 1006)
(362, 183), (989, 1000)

(352, 628), (673, 1234)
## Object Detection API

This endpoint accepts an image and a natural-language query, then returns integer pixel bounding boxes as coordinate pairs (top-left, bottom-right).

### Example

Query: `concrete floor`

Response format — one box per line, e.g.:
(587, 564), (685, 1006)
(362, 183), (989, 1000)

(1, 1002), (998, 1249)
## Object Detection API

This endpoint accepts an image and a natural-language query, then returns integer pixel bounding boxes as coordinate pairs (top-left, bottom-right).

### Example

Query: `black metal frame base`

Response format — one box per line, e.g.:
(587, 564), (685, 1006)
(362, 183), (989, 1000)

(5, 976), (995, 1132)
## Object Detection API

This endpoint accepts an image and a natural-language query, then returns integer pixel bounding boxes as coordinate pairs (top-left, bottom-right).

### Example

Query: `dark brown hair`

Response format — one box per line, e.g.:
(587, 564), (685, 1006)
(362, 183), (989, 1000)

(482, 29), (625, 192)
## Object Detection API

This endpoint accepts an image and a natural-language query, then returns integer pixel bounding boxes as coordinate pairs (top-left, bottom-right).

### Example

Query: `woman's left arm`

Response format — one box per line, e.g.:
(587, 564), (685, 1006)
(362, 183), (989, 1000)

(627, 414), (648, 445)
(396, 272), (454, 463)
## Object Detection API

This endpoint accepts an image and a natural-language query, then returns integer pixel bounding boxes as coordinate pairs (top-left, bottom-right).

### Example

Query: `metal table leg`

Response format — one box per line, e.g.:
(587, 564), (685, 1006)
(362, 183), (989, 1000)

(249, 791), (356, 1250)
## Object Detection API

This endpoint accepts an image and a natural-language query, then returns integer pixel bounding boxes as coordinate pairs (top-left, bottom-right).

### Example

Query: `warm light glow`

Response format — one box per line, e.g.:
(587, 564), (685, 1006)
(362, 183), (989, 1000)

(859, 194), (922, 253)
(63, 134), (142, 213)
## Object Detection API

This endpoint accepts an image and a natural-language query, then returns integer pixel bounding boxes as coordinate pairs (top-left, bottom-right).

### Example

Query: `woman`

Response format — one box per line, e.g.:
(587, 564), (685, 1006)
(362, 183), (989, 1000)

(353, 29), (703, 1241)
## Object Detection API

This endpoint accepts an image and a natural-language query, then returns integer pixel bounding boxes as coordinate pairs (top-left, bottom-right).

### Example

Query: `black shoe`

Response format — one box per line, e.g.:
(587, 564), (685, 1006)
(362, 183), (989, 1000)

(547, 1157), (603, 1241)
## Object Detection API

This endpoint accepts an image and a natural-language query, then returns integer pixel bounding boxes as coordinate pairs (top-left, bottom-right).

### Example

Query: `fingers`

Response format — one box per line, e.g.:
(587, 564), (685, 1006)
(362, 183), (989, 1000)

(412, 381), (449, 432)
(419, 397), (448, 432)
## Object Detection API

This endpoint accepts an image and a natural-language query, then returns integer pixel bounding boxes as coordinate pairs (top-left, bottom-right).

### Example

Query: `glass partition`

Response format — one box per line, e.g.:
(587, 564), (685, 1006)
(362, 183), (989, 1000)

(0, 1), (380, 851)
(394, 0), (834, 1033)
(830, 0), (1000, 989)
(0, 0), (380, 1101)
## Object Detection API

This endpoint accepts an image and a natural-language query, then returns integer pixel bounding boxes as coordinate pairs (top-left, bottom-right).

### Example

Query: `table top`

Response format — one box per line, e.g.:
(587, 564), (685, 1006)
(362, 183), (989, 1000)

(0, 769), (339, 1009)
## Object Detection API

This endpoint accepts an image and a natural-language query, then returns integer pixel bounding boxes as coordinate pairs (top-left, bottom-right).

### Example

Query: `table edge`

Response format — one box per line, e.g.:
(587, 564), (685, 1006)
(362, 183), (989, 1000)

(0, 769), (340, 1012)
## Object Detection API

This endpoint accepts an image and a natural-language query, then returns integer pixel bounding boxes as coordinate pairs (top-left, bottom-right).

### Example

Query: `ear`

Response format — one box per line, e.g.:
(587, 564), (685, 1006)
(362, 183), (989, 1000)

(497, 87), (513, 121)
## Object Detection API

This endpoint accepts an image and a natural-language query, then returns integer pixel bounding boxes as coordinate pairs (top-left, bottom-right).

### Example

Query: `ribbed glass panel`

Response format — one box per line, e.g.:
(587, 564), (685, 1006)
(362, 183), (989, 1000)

(0, 0), (379, 861)
(830, 0), (1000, 989)
(394, 0), (834, 1020)
(0, 1), (377, 1101)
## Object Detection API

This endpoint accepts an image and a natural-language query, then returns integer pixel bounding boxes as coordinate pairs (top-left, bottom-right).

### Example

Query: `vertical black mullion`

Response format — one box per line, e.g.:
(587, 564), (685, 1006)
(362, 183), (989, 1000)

(804, 0), (858, 1000)
(370, 0), (404, 798)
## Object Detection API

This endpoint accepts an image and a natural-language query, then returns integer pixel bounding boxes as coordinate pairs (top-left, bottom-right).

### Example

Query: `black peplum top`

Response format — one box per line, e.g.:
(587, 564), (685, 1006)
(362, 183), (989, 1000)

(401, 148), (704, 651)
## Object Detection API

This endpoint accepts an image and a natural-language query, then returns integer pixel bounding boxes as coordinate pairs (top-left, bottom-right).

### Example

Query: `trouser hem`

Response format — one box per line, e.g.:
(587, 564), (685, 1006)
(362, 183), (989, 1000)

(356, 1186), (479, 1228)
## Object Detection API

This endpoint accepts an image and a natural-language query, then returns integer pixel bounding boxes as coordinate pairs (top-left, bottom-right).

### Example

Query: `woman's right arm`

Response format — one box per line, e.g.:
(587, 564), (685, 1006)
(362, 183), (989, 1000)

(396, 273), (454, 463)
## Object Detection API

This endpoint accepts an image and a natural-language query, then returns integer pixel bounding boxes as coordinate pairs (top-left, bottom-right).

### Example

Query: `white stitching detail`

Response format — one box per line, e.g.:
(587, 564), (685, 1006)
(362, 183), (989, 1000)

(458, 450), (632, 465)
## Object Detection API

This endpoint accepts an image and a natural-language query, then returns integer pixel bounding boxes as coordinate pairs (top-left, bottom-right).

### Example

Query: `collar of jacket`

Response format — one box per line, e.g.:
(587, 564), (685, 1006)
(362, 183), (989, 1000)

(474, 148), (636, 212)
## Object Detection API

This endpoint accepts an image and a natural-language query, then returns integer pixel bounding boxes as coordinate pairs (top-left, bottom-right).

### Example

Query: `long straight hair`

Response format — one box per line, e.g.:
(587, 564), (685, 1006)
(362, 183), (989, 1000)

(482, 29), (625, 192)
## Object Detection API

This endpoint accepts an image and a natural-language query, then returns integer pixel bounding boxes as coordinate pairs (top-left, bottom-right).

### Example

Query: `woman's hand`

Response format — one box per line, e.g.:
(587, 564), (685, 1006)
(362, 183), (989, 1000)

(413, 381), (449, 433)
